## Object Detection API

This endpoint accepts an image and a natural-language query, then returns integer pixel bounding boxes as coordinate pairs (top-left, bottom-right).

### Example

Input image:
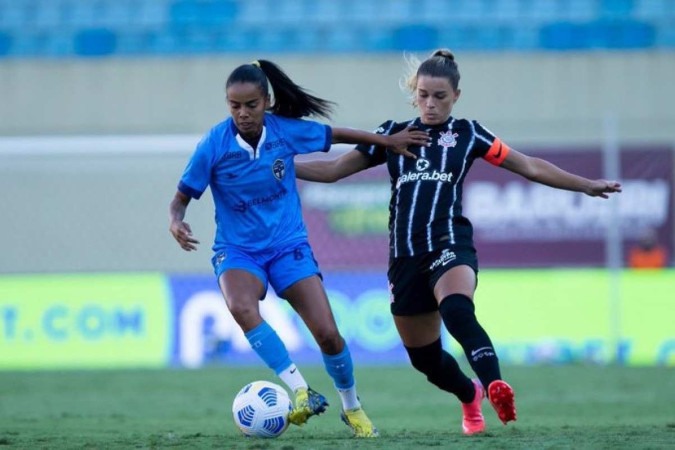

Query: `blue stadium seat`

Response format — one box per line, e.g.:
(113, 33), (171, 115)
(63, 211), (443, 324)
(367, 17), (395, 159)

(32, 1), (61, 30)
(0, 2), (28, 31)
(170, 0), (237, 28)
(201, 0), (238, 27)
(0, 31), (11, 56)
(418, 0), (453, 24)
(73, 28), (117, 56)
(361, 26), (395, 51)
(149, 31), (182, 54)
(312, 0), (346, 25)
(655, 21), (675, 46)
(257, 28), (295, 53)
(600, 0), (634, 18)
(587, 20), (655, 49)
(273, 0), (306, 25)
(344, 0), (378, 24)
(170, 0), (200, 28)
(455, 0), (488, 21)
(540, 22), (588, 49)
(378, 0), (414, 24)
(392, 24), (439, 51)
(236, 0), (273, 25)
(476, 26), (509, 50)
(135, 0), (172, 27)
(633, 0), (669, 19)
(511, 26), (539, 50)
(95, 1), (136, 28)
(526, 0), (559, 21)
(438, 26), (467, 51)
(564, 0), (597, 21)
(179, 29), (216, 54)
(291, 26), (322, 52)
(59, 1), (98, 29)
(10, 32), (54, 57)
(323, 27), (361, 52)
(490, 0), (520, 22)
(43, 31), (74, 56)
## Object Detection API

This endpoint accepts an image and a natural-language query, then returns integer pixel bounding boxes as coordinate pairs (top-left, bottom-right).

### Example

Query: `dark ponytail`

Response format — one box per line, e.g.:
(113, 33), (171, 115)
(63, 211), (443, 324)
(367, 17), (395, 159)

(225, 60), (335, 119)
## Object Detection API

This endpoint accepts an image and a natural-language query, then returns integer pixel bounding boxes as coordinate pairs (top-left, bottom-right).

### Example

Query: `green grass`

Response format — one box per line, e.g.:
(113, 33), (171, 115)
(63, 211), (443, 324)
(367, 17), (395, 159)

(1, 365), (674, 449)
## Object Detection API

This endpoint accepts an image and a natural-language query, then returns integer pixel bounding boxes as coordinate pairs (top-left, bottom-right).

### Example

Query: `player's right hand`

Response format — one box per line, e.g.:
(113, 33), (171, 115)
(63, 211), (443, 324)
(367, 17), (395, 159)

(387, 126), (431, 159)
(170, 221), (200, 251)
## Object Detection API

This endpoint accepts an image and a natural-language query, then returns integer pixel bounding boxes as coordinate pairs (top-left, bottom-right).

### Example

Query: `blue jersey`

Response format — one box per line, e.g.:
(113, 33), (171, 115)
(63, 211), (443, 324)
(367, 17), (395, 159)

(178, 113), (332, 253)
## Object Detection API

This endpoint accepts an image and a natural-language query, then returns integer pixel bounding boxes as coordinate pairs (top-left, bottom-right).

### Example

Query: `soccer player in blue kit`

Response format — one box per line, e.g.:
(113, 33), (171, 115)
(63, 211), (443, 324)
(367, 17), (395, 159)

(169, 59), (430, 438)
(296, 49), (622, 435)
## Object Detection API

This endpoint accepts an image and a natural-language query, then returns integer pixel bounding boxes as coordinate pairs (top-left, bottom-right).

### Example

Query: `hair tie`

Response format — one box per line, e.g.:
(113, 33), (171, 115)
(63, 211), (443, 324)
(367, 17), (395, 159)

(251, 60), (261, 68)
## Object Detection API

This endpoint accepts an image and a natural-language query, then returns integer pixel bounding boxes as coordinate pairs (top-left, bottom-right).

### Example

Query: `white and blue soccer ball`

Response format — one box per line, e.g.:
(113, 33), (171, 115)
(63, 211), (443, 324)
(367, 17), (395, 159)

(232, 380), (292, 438)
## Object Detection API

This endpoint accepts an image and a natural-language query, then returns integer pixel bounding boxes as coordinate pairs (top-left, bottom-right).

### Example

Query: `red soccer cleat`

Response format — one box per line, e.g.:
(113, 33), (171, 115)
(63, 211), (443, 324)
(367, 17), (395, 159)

(461, 379), (485, 435)
(487, 380), (517, 425)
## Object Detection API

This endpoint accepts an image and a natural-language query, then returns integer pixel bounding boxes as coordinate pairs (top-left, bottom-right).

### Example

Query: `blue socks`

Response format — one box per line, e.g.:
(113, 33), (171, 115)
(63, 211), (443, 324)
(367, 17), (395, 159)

(245, 321), (292, 375)
(322, 345), (355, 389)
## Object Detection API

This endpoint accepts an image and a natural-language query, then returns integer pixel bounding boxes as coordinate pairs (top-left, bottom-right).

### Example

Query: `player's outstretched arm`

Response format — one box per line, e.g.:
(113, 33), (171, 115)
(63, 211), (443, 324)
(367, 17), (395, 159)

(296, 150), (370, 183)
(500, 149), (622, 199)
(169, 191), (200, 251)
(331, 126), (429, 158)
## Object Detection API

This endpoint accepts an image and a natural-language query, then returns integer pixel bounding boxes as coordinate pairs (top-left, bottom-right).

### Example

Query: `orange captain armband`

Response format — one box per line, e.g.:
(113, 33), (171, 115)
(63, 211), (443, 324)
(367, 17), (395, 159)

(483, 138), (510, 166)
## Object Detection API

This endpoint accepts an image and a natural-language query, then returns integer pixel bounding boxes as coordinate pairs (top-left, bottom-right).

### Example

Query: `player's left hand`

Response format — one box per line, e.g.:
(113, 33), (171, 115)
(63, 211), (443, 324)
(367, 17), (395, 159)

(586, 180), (622, 198)
(386, 126), (431, 159)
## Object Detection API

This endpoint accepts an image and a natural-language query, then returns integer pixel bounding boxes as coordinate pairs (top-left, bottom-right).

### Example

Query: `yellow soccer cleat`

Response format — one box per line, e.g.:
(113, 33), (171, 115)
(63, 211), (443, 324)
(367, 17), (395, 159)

(288, 387), (329, 426)
(340, 407), (379, 438)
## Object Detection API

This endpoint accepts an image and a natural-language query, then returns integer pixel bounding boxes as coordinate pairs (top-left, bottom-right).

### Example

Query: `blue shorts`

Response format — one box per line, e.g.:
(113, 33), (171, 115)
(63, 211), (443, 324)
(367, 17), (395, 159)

(211, 241), (322, 299)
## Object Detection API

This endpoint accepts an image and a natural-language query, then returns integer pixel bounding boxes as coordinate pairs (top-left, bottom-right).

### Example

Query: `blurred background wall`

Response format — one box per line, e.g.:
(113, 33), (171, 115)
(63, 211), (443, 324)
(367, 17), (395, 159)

(1, 0), (673, 368)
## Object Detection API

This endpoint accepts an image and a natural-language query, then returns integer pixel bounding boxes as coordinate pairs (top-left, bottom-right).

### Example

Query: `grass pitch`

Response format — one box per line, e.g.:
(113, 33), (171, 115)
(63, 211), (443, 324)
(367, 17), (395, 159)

(1, 365), (673, 449)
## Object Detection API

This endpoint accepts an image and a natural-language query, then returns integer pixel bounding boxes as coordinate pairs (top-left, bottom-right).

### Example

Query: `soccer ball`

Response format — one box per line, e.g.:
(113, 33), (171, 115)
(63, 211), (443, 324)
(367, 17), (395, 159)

(232, 380), (292, 438)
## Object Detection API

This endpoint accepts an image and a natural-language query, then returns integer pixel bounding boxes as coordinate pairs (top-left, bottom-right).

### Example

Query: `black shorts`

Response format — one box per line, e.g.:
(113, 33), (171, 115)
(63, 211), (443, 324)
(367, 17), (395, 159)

(387, 246), (478, 316)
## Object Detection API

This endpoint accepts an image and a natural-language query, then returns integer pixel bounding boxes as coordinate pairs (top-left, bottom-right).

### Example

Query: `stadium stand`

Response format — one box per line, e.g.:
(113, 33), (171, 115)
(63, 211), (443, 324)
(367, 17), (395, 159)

(0, 0), (673, 57)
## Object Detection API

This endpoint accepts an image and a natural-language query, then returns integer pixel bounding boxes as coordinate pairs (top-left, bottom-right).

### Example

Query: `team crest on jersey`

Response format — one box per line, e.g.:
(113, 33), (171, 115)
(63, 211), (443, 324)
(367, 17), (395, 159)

(272, 159), (285, 180)
(438, 131), (459, 150)
(416, 158), (430, 171)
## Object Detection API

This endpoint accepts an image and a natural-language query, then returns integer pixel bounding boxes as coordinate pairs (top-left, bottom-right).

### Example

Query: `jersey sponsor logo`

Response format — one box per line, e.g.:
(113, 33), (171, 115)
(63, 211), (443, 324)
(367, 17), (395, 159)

(438, 131), (459, 150)
(264, 138), (287, 151)
(429, 249), (456, 271)
(224, 151), (246, 160)
(415, 158), (431, 171)
(232, 187), (288, 212)
(396, 169), (454, 188)
(272, 159), (285, 180)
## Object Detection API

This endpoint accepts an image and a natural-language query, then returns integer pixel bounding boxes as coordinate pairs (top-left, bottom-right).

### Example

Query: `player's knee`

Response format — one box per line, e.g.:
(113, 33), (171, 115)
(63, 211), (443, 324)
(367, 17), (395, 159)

(313, 329), (342, 354)
(438, 294), (475, 330)
(227, 301), (260, 328)
(405, 339), (442, 376)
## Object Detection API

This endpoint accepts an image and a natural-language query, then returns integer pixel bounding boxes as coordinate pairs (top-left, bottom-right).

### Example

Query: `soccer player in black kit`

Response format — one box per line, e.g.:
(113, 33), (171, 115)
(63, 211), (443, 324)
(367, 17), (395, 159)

(296, 49), (621, 435)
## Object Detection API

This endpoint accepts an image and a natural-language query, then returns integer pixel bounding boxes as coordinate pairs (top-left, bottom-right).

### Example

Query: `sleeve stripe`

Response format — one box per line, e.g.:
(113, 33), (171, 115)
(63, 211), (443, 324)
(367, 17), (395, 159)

(483, 138), (510, 166)
(178, 181), (203, 200)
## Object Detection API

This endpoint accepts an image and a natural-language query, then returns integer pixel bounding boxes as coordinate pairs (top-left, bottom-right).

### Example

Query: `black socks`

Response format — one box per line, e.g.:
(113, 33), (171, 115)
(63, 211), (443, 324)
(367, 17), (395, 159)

(405, 338), (475, 403)
(439, 293), (502, 390)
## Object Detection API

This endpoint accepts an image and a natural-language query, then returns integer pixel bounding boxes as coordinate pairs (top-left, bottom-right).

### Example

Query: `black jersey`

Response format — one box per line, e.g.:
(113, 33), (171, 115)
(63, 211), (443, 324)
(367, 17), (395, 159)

(355, 116), (510, 258)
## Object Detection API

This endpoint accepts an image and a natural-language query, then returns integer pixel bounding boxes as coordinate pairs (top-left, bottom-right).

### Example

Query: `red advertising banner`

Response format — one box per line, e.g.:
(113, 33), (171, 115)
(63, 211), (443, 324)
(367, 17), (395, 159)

(299, 146), (673, 269)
